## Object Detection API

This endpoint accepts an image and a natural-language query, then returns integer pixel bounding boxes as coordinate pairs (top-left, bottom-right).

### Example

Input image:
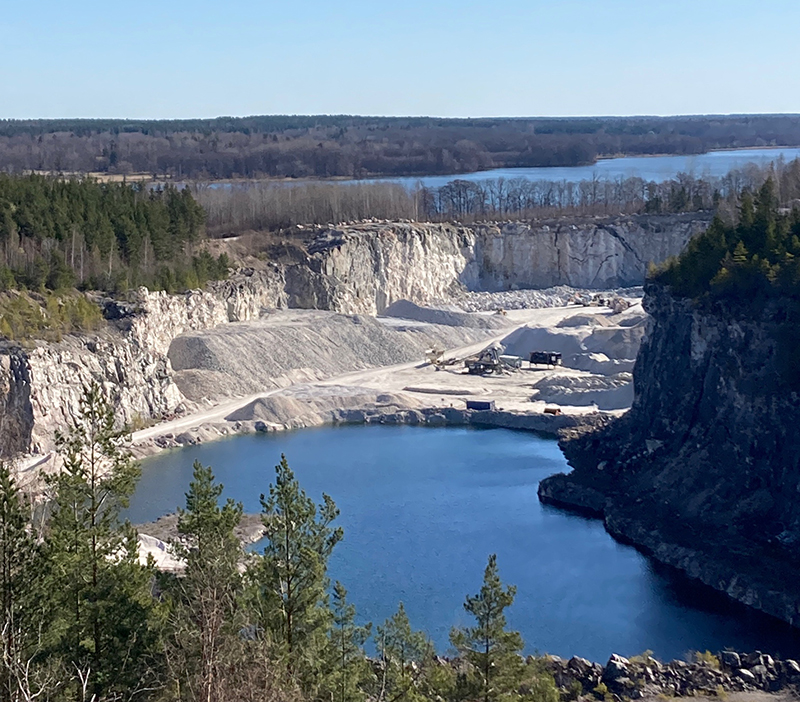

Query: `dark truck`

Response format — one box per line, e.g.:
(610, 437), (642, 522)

(529, 351), (562, 367)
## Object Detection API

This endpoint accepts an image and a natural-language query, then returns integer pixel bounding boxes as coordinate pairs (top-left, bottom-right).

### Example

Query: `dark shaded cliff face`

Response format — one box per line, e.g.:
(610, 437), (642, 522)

(558, 283), (800, 536)
(0, 350), (34, 459)
(543, 283), (800, 622)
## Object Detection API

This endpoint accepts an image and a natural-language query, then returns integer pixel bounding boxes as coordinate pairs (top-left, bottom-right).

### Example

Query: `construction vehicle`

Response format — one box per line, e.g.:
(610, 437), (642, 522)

(529, 351), (562, 367)
(465, 345), (504, 375)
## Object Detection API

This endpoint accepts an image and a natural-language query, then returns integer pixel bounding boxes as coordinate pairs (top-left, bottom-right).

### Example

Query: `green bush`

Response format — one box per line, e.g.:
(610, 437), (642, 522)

(693, 650), (721, 669)
(0, 291), (103, 342)
(593, 681), (613, 701)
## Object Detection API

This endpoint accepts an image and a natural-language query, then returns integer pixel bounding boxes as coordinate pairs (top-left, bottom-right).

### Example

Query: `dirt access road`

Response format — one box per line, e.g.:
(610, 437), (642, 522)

(131, 304), (608, 446)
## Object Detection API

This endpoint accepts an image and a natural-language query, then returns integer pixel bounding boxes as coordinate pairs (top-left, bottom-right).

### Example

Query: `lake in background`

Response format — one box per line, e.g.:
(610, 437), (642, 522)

(364, 147), (800, 189)
(127, 425), (800, 663)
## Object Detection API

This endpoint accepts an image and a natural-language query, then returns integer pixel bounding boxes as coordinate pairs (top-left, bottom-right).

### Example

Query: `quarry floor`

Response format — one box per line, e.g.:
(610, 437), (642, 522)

(131, 302), (633, 456)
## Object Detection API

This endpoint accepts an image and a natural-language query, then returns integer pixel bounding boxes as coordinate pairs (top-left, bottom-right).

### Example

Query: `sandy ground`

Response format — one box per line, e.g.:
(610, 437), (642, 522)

(131, 304), (622, 450)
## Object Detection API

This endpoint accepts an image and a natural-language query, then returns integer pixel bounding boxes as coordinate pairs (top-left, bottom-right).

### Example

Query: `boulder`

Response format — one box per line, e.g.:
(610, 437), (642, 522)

(425, 413), (447, 427)
(784, 659), (800, 676)
(720, 651), (741, 669)
(567, 656), (593, 677)
(737, 668), (757, 684)
(744, 651), (764, 667)
(602, 654), (630, 682)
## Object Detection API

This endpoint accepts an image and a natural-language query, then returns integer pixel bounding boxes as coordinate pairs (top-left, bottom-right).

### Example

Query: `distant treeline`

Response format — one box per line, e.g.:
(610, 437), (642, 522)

(2, 114), (800, 180)
(198, 158), (800, 234)
(0, 175), (228, 294)
(420, 158), (800, 219)
(199, 181), (421, 234)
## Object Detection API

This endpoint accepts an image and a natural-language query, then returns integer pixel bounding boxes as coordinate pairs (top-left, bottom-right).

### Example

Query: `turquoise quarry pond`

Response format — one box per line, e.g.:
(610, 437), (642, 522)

(128, 425), (800, 662)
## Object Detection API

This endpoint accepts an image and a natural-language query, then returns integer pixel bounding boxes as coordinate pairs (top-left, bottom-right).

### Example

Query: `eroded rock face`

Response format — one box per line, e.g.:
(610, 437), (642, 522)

(128, 268), (288, 356)
(0, 268), (291, 459)
(293, 215), (706, 314)
(0, 353), (34, 457)
(540, 282), (800, 625)
(0, 337), (184, 459)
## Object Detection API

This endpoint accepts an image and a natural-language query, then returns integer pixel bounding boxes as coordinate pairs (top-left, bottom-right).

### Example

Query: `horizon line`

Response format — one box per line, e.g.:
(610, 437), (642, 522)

(3, 112), (800, 123)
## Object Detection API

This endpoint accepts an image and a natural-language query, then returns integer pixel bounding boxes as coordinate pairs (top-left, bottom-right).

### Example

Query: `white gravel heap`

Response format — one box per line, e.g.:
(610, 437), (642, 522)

(443, 286), (644, 312)
(500, 304), (648, 376)
(532, 372), (634, 411)
(381, 299), (508, 329)
(167, 310), (496, 403)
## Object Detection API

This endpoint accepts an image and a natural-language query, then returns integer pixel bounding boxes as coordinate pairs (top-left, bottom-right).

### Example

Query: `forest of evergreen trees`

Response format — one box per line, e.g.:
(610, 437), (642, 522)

(0, 175), (228, 294)
(655, 180), (800, 385)
(1, 114), (799, 180)
(0, 386), (559, 702)
(656, 179), (800, 302)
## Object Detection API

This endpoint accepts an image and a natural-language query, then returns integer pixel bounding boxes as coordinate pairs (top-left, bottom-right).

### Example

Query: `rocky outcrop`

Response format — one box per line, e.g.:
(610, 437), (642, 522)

(125, 268), (288, 356)
(294, 215), (707, 314)
(539, 282), (800, 626)
(0, 336), (184, 459)
(543, 650), (800, 699)
(0, 353), (34, 457)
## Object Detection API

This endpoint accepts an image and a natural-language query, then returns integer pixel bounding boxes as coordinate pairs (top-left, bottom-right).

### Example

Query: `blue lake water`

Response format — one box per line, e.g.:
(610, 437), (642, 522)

(364, 147), (800, 189)
(127, 425), (800, 662)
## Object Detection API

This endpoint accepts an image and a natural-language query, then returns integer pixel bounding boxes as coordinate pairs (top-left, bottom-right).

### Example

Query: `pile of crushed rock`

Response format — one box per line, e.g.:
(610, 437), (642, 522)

(381, 299), (508, 329)
(499, 304), (647, 377)
(442, 286), (644, 312)
(167, 310), (496, 404)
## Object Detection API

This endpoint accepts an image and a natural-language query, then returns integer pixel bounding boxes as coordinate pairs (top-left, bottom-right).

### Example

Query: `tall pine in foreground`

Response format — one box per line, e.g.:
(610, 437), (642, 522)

(167, 460), (244, 702)
(322, 582), (373, 702)
(251, 454), (343, 696)
(375, 602), (432, 702)
(45, 382), (157, 701)
(0, 463), (50, 702)
(450, 555), (523, 702)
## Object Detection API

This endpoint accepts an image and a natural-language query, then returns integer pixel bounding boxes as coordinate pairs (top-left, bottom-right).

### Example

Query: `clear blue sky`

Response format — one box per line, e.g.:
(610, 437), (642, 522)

(2, 0), (799, 119)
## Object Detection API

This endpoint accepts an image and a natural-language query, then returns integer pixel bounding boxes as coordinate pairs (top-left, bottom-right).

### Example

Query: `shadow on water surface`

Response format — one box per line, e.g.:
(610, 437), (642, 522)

(127, 425), (800, 662)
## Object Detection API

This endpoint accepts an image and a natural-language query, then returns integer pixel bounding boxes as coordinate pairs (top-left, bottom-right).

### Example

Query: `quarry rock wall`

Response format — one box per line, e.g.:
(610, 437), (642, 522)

(295, 214), (707, 314)
(0, 337), (183, 459)
(0, 214), (706, 459)
(540, 282), (800, 626)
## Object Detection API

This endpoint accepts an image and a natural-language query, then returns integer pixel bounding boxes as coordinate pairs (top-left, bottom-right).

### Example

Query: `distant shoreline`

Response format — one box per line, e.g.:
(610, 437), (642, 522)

(25, 145), (800, 188)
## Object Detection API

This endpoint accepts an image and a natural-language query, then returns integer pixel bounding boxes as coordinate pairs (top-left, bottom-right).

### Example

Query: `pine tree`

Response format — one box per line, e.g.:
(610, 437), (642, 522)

(168, 460), (244, 702)
(45, 382), (156, 701)
(251, 453), (343, 694)
(375, 602), (432, 702)
(0, 463), (48, 702)
(322, 582), (373, 702)
(450, 554), (524, 702)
